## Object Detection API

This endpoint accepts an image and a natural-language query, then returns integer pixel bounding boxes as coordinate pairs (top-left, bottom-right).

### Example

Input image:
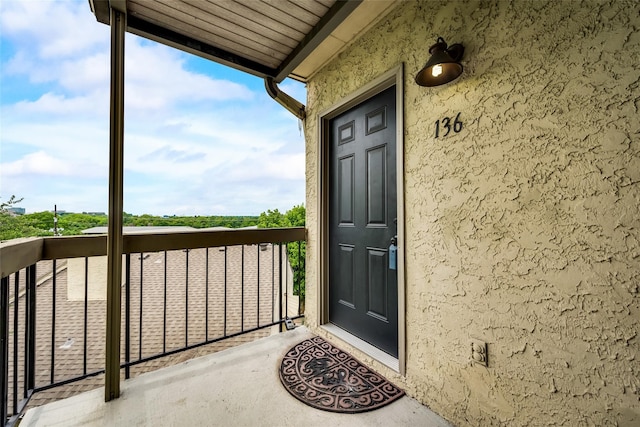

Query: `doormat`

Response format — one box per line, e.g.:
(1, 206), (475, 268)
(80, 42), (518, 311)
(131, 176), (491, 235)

(279, 336), (404, 413)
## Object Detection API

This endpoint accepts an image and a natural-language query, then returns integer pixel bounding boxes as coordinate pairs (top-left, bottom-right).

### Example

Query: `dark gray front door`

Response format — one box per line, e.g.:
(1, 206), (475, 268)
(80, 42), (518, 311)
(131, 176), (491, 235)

(329, 86), (398, 357)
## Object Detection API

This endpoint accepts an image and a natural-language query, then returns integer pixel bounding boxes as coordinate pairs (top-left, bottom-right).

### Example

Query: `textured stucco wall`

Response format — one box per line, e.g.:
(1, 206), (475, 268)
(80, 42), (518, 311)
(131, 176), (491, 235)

(303, 1), (640, 425)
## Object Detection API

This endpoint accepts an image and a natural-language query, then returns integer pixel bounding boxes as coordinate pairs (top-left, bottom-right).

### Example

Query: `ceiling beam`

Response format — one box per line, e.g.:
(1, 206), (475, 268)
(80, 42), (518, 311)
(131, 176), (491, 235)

(274, 0), (363, 83)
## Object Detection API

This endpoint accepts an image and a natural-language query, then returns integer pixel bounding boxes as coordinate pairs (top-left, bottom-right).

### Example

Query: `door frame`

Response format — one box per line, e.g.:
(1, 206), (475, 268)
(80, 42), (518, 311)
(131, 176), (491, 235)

(317, 64), (405, 374)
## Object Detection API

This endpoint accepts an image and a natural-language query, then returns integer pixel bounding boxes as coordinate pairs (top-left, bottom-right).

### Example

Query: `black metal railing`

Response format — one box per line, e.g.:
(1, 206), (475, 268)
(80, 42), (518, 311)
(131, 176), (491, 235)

(120, 242), (302, 379)
(0, 265), (36, 425)
(0, 228), (305, 426)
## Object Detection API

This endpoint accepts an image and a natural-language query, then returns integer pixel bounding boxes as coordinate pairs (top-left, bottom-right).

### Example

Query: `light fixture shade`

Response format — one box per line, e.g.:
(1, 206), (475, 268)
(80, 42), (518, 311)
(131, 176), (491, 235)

(415, 37), (464, 87)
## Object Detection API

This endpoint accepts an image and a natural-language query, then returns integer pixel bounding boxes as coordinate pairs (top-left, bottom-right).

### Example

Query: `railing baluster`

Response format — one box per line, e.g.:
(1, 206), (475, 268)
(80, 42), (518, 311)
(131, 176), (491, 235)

(124, 254), (130, 380)
(298, 242), (302, 315)
(51, 260), (56, 383)
(205, 248), (209, 342)
(25, 265), (36, 396)
(83, 257), (88, 376)
(241, 246), (244, 332)
(301, 242), (305, 316)
(139, 253), (143, 361)
(223, 247), (227, 337)
(285, 243), (289, 320)
(185, 250), (189, 348)
(278, 244), (283, 331)
(256, 245), (260, 328)
(163, 251), (167, 354)
(1, 276), (10, 426)
(23, 270), (28, 400)
(271, 244), (275, 324)
(12, 272), (19, 416)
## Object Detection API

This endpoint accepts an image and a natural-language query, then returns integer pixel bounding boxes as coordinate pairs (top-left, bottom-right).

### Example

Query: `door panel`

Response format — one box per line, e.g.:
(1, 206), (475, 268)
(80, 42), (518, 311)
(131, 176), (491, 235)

(338, 155), (355, 225)
(337, 244), (355, 308)
(366, 145), (387, 226)
(329, 86), (397, 357)
(366, 247), (388, 320)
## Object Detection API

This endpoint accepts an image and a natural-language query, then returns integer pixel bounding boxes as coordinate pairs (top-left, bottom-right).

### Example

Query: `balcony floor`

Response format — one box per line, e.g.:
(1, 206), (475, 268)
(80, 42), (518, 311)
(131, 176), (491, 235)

(20, 326), (451, 426)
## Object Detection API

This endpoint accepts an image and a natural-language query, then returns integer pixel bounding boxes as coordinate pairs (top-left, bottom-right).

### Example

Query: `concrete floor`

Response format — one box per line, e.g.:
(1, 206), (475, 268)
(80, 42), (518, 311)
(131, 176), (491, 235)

(20, 327), (451, 427)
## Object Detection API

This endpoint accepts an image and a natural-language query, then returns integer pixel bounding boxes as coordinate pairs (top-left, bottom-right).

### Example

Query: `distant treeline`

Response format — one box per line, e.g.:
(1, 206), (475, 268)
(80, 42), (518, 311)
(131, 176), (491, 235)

(124, 213), (259, 229)
(0, 211), (259, 241)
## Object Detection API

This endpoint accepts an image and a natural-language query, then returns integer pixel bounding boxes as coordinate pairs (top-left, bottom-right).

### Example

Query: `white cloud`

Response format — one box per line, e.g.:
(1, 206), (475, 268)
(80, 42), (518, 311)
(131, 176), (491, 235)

(1, 150), (103, 178)
(124, 42), (254, 110)
(0, 1), (306, 216)
(1, 2), (252, 112)
(0, 114), (108, 154)
(220, 153), (306, 183)
(139, 145), (206, 164)
(13, 91), (108, 115)
(0, 1), (108, 59)
(58, 53), (110, 92)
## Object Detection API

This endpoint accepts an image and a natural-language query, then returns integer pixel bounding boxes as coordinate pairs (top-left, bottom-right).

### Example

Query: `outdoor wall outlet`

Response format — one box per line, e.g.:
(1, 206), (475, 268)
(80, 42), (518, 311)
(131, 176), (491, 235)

(471, 339), (488, 367)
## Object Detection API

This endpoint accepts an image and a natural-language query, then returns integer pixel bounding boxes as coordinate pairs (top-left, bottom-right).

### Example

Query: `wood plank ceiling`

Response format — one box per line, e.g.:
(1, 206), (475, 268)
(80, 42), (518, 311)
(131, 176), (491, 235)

(128, 0), (334, 70)
(88, 0), (384, 83)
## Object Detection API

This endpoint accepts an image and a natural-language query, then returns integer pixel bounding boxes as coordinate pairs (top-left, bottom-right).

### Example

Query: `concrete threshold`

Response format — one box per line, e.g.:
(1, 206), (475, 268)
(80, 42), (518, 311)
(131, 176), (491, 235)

(20, 327), (451, 427)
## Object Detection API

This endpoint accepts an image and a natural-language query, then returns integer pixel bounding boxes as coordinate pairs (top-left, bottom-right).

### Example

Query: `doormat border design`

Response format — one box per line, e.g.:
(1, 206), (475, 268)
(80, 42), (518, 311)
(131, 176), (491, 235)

(279, 336), (404, 413)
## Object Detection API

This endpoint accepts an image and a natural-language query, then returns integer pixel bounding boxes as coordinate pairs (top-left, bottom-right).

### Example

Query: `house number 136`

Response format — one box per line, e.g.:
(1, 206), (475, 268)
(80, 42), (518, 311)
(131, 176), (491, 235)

(435, 113), (463, 138)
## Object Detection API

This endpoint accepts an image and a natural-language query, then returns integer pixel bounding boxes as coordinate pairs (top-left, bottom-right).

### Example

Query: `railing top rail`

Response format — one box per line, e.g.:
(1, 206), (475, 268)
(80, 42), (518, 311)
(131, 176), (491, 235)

(1, 227), (306, 278)
(0, 237), (43, 279)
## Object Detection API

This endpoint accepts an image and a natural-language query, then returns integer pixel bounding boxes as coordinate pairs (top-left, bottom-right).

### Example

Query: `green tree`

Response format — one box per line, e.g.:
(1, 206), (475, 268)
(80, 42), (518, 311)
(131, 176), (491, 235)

(58, 213), (108, 235)
(257, 209), (285, 228)
(0, 214), (49, 241)
(258, 205), (306, 313)
(0, 197), (53, 241)
(21, 211), (55, 231)
(284, 205), (305, 227)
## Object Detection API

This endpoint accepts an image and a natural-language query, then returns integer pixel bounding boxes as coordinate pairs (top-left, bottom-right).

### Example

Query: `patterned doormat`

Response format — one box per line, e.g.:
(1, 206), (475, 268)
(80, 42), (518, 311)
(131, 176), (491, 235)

(279, 336), (404, 413)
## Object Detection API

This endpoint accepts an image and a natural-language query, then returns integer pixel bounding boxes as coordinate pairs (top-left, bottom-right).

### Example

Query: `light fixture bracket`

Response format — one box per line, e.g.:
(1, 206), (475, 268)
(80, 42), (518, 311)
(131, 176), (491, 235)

(444, 43), (464, 62)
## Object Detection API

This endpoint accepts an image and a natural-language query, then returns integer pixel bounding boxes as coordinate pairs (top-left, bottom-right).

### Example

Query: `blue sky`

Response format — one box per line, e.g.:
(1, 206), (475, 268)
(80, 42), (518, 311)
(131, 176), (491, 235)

(0, 0), (306, 216)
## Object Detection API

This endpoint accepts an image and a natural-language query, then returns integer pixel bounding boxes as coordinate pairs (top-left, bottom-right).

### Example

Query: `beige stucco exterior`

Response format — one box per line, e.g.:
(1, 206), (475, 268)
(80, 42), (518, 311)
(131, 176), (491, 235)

(303, 0), (640, 425)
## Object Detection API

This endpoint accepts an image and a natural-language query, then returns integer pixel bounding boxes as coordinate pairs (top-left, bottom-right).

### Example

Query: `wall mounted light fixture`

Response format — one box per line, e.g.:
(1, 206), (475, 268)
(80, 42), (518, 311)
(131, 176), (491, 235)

(415, 37), (465, 87)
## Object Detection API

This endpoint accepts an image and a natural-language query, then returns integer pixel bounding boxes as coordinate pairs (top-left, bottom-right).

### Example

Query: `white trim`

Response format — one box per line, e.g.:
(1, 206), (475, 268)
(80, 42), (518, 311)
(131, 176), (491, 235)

(316, 64), (405, 374)
(321, 324), (399, 371)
